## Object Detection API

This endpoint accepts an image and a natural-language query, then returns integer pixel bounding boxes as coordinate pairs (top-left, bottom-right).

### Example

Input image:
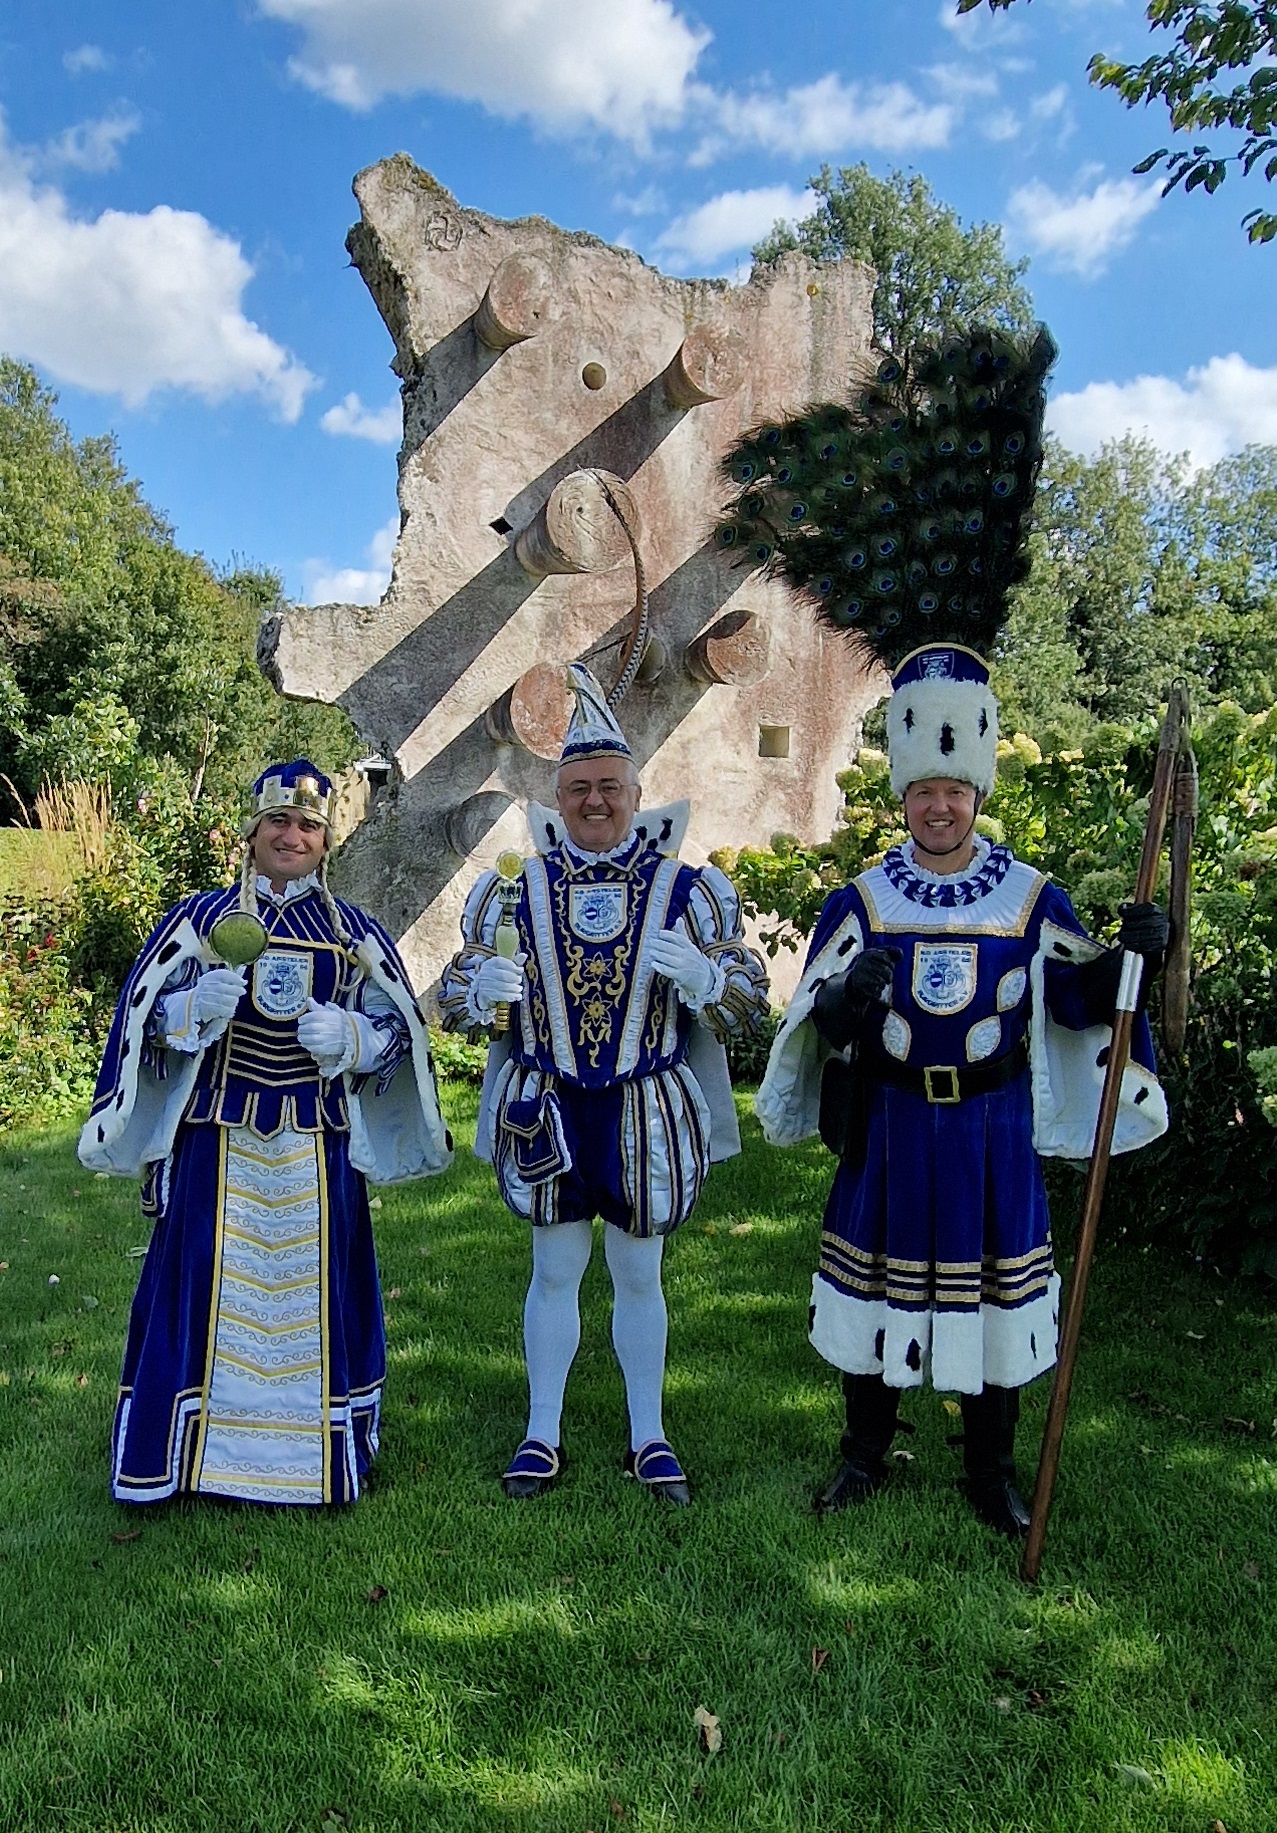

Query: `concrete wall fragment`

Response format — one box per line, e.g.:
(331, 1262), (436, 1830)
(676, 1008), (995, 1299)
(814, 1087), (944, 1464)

(262, 157), (885, 997)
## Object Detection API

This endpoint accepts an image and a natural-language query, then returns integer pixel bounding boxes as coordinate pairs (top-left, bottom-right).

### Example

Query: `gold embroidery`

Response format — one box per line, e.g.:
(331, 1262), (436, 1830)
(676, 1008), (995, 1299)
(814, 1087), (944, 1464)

(517, 912), (554, 1057)
(551, 863), (644, 1069)
(564, 942), (630, 1066)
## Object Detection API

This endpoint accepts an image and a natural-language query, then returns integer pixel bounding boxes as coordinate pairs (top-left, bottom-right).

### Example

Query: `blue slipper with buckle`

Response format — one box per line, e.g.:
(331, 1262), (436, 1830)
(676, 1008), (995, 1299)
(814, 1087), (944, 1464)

(624, 1438), (691, 1507)
(501, 1438), (564, 1499)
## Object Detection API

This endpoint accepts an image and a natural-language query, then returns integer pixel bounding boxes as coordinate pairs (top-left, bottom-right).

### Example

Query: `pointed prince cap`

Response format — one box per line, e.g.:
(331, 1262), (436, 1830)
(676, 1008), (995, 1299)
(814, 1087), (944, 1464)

(559, 663), (634, 768)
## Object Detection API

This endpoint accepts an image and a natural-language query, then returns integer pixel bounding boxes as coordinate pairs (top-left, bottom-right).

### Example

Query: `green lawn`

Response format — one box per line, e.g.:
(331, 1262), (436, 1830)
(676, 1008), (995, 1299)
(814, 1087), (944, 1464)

(0, 1092), (1273, 1833)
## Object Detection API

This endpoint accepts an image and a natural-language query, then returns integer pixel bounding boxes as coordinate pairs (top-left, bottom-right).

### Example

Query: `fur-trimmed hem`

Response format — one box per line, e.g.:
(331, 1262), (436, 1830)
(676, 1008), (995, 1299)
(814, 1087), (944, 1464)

(809, 1271), (1060, 1394)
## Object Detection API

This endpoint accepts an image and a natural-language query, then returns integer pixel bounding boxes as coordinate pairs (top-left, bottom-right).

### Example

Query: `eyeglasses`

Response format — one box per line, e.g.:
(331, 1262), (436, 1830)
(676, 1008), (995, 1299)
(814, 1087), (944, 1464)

(559, 779), (635, 801)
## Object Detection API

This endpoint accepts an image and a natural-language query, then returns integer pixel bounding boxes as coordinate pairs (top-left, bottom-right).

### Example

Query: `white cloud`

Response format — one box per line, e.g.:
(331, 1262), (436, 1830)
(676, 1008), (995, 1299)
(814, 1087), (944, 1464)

(1005, 171), (1160, 276)
(655, 185), (816, 271)
(63, 45), (112, 75)
(0, 115), (315, 418)
(983, 108), (1020, 141)
(1032, 83), (1070, 120)
(1050, 355), (1277, 469)
(304, 517), (398, 606)
(261, 1), (957, 161)
(258, 0), (709, 144)
(925, 63), (1000, 101)
(43, 106), (141, 174)
(613, 184), (666, 218)
(320, 391), (400, 444)
(694, 74), (954, 165)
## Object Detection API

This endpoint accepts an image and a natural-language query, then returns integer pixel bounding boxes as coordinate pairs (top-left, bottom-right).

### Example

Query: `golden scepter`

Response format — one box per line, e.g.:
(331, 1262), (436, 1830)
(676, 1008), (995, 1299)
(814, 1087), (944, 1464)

(491, 850), (525, 1033)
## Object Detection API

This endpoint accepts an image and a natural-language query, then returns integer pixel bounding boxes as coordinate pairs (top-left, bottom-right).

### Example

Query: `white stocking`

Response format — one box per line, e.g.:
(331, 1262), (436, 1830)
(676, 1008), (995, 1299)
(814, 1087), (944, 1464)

(604, 1226), (668, 1451)
(523, 1219), (593, 1447)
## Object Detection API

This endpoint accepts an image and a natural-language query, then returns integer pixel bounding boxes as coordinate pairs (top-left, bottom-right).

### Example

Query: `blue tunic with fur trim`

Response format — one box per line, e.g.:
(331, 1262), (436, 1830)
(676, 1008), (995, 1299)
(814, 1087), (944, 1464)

(806, 839), (1155, 1395)
(81, 882), (448, 1505)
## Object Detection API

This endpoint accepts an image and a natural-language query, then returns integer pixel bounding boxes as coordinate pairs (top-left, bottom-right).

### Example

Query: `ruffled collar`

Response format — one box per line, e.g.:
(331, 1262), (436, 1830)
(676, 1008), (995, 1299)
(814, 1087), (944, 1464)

(880, 837), (1013, 907)
(561, 827), (642, 867)
(256, 872), (320, 906)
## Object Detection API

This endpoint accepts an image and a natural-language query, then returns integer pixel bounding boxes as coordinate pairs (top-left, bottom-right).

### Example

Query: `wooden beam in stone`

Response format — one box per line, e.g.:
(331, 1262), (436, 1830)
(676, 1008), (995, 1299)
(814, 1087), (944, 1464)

(685, 609), (772, 686)
(513, 470), (639, 578)
(663, 321), (745, 409)
(474, 253), (554, 352)
(486, 661), (574, 760)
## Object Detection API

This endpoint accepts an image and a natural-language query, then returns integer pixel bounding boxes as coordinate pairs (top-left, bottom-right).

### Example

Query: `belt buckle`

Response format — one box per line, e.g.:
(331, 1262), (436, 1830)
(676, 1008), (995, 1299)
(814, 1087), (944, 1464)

(923, 1064), (961, 1105)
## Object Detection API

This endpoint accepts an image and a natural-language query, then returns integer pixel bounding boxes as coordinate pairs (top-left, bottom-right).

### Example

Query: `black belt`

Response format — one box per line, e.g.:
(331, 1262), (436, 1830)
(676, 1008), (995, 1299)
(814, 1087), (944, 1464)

(869, 1036), (1029, 1105)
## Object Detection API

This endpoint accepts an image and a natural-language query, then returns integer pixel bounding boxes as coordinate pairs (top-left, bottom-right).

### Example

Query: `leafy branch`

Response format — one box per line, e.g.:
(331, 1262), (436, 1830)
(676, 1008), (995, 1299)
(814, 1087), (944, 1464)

(956, 0), (1277, 242)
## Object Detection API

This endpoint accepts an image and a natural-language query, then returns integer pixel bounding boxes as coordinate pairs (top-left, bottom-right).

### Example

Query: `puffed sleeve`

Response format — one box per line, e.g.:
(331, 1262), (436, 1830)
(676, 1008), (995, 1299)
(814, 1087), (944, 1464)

(436, 870), (505, 1037)
(680, 865), (770, 1042)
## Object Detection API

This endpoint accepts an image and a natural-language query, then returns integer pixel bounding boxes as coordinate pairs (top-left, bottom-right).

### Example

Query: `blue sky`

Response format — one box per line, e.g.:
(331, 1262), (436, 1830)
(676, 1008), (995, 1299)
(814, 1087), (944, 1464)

(1, 0), (1274, 605)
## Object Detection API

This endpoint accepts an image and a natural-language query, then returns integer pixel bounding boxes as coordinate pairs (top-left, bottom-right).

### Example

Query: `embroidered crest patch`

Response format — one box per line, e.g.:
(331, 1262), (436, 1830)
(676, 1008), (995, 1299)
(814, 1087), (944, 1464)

(882, 1011), (912, 1061)
(912, 941), (977, 1015)
(568, 882), (628, 943)
(997, 967), (1027, 1011)
(253, 950), (313, 1019)
(966, 1015), (1002, 1062)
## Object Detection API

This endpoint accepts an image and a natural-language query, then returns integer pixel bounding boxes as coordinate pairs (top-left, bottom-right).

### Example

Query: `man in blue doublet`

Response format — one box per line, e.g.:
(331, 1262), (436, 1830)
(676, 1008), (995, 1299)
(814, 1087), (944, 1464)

(80, 761), (452, 1505)
(758, 651), (1170, 1535)
(440, 666), (769, 1505)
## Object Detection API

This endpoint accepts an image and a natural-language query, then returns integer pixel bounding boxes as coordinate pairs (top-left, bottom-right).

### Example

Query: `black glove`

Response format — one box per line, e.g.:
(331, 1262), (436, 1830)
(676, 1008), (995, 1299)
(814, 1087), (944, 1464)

(1067, 905), (1168, 1023)
(812, 948), (901, 1051)
(848, 947), (900, 1003)
(1117, 902), (1170, 956)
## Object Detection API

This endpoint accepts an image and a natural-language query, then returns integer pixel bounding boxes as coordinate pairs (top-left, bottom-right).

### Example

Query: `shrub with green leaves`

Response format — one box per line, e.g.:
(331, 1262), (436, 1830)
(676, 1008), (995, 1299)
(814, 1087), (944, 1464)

(0, 894), (100, 1129)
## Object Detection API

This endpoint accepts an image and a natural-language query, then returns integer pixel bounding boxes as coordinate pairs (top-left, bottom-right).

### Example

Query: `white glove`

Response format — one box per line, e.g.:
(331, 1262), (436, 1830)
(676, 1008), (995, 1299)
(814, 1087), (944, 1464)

(649, 928), (718, 1006)
(471, 951), (526, 1014)
(297, 999), (353, 1065)
(191, 968), (246, 1026)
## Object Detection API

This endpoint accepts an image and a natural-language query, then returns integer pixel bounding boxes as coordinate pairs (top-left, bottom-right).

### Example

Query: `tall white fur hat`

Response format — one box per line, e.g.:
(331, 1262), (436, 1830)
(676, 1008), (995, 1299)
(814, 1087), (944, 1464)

(886, 644), (999, 796)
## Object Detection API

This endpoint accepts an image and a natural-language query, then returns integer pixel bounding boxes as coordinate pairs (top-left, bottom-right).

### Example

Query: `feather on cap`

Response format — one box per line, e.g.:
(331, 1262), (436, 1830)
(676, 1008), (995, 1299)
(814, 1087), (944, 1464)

(716, 324), (1056, 794)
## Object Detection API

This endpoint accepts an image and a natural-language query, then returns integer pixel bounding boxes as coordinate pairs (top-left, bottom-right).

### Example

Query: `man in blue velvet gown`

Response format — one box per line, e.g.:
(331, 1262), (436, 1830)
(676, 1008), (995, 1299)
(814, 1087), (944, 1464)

(80, 761), (452, 1505)
(758, 646), (1170, 1535)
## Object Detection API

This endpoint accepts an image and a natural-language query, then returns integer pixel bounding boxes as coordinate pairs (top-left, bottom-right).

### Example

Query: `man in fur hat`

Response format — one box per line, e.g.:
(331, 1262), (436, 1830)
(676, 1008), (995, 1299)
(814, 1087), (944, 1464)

(80, 760), (452, 1506)
(439, 666), (769, 1505)
(756, 647), (1169, 1534)
(722, 324), (1172, 1537)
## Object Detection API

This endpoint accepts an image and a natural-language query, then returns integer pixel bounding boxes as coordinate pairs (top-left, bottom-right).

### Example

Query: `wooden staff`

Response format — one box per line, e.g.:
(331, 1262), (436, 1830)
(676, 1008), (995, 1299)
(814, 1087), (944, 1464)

(1162, 739), (1198, 1057)
(1021, 684), (1190, 1582)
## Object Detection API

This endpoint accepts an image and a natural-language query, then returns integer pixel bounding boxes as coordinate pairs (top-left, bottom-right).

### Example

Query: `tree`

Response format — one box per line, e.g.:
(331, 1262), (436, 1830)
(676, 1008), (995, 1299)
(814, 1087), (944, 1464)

(752, 164), (1036, 352)
(957, 0), (1277, 243)
(995, 434), (1277, 745)
(0, 358), (358, 814)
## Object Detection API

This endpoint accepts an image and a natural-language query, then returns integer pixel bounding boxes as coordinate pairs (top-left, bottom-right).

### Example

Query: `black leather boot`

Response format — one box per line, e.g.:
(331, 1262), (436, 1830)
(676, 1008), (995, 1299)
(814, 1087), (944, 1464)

(814, 1374), (902, 1512)
(959, 1385), (1031, 1538)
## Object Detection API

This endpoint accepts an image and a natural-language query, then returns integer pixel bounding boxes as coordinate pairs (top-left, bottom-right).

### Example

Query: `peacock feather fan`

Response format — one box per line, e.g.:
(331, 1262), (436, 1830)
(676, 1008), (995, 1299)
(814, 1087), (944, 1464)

(715, 324), (1057, 671)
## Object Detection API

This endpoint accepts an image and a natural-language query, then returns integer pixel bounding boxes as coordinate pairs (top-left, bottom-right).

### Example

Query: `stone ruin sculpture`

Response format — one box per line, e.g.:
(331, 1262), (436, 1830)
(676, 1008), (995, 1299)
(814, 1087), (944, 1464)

(261, 155), (883, 997)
